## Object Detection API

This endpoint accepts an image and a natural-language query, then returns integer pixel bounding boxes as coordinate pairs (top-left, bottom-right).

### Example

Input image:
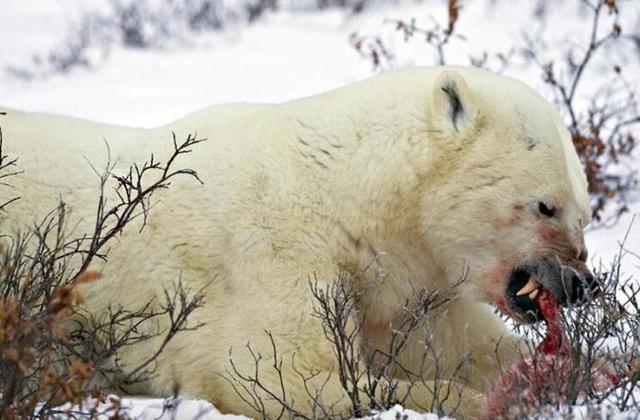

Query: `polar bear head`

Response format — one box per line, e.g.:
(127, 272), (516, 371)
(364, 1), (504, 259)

(419, 68), (595, 323)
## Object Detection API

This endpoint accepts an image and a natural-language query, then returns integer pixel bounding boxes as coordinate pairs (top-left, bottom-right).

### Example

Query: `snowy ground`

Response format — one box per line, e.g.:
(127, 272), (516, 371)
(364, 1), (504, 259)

(1, 0), (639, 418)
(57, 398), (442, 420)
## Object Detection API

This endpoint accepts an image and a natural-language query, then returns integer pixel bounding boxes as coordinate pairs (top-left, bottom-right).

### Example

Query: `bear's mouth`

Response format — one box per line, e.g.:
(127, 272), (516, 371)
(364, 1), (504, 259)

(505, 268), (548, 323)
(502, 256), (599, 324)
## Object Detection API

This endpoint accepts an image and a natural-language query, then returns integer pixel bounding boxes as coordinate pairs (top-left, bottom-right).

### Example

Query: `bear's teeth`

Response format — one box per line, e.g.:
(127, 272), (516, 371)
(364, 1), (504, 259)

(528, 289), (539, 300)
(516, 278), (539, 296)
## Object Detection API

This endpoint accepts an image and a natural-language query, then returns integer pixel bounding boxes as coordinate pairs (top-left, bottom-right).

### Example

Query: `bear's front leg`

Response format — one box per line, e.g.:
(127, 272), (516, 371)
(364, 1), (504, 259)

(211, 270), (485, 419)
(449, 299), (530, 393)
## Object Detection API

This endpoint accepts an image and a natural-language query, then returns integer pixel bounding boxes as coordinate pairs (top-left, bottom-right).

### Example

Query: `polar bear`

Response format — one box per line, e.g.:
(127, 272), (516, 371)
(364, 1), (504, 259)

(0, 66), (595, 418)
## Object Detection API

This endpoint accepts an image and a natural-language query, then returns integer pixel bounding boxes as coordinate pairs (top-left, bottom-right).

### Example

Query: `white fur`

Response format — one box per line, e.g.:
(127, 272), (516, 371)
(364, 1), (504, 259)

(0, 66), (591, 417)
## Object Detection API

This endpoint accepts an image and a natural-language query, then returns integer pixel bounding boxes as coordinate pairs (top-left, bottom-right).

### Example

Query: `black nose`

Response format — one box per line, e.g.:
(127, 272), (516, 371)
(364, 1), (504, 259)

(564, 267), (599, 304)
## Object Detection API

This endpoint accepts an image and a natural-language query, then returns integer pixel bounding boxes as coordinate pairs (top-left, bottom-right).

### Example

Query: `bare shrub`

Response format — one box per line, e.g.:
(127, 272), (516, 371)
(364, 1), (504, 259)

(349, 0), (462, 70)
(523, 0), (638, 224)
(183, 0), (225, 31)
(349, 33), (394, 72)
(0, 116), (206, 418)
(316, 0), (367, 14)
(225, 271), (469, 419)
(492, 222), (640, 417)
(0, 114), (21, 210)
(386, 0), (462, 66)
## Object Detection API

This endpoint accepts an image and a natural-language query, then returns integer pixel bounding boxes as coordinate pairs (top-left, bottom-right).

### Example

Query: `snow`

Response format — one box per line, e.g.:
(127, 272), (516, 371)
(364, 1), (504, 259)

(0, 4), (369, 127)
(359, 405), (445, 419)
(1, 0), (639, 418)
(56, 399), (448, 420)
(51, 396), (247, 419)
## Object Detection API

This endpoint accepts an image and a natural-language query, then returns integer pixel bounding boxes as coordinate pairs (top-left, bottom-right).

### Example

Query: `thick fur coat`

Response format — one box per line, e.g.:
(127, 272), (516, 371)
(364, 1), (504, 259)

(0, 66), (593, 418)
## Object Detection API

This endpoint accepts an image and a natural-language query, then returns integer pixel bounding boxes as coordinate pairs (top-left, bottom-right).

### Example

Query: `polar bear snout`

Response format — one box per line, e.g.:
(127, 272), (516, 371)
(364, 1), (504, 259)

(505, 256), (598, 323)
(559, 261), (599, 305)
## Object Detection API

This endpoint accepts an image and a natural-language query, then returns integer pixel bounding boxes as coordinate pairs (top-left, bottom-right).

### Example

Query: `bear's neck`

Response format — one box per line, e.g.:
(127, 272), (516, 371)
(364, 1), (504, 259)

(281, 92), (448, 296)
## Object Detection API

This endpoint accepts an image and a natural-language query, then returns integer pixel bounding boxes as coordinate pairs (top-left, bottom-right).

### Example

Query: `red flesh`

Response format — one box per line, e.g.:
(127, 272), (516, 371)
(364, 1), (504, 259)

(484, 288), (620, 418)
(536, 289), (570, 356)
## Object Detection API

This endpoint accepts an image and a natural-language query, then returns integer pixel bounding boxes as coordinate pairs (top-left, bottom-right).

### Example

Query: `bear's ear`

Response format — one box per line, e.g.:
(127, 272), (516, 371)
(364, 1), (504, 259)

(432, 70), (479, 138)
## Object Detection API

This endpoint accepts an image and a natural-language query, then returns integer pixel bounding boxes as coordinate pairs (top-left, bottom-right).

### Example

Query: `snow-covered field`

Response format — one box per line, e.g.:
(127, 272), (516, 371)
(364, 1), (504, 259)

(56, 398), (441, 420)
(1, 0), (639, 418)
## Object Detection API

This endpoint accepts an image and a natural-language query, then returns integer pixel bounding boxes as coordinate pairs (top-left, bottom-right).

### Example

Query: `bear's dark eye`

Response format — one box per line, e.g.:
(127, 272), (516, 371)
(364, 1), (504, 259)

(538, 202), (556, 218)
